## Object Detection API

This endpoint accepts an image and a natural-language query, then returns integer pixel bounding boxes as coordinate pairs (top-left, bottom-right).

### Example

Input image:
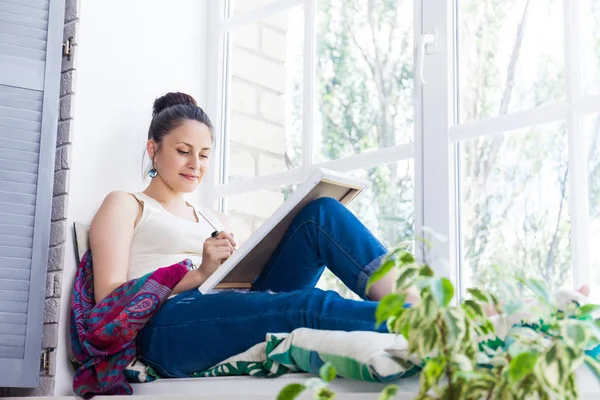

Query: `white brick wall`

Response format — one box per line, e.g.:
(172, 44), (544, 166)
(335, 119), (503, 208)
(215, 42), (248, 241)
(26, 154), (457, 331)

(228, 146), (256, 178)
(231, 79), (259, 115)
(259, 90), (285, 124)
(225, 6), (295, 256)
(263, 13), (289, 32)
(228, 189), (284, 220)
(231, 23), (260, 51)
(231, 48), (286, 94)
(258, 153), (287, 176)
(261, 26), (287, 62)
(230, 113), (286, 154)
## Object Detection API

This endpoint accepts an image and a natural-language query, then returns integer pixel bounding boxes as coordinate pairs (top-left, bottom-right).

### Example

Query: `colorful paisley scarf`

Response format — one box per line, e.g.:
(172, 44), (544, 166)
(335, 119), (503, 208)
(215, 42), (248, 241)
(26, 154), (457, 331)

(69, 251), (189, 398)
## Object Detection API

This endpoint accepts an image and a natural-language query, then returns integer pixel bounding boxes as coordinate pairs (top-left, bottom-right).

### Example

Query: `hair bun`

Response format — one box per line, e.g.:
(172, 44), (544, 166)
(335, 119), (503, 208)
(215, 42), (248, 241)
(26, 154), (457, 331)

(152, 92), (198, 117)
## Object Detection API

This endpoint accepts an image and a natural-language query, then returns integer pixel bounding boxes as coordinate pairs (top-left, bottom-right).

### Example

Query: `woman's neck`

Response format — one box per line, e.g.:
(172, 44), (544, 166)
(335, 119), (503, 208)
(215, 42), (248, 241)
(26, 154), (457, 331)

(143, 178), (186, 208)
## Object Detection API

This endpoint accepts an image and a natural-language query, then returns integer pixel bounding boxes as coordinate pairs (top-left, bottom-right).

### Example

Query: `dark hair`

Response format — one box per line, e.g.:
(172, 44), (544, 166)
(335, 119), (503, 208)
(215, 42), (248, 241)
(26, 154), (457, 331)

(148, 92), (214, 146)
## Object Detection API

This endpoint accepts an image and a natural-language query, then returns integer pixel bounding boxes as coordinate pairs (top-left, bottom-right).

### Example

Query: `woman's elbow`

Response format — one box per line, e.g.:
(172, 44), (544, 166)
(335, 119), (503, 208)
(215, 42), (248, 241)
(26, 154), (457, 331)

(93, 280), (125, 304)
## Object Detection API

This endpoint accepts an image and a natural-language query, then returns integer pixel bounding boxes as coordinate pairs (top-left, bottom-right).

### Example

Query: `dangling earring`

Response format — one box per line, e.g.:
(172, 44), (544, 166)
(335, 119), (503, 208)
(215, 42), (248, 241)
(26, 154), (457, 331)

(149, 157), (158, 178)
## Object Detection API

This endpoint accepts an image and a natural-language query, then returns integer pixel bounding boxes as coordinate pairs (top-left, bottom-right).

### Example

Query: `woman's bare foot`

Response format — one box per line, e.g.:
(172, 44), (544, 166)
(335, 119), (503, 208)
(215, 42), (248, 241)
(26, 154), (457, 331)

(403, 285), (420, 305)
(483, 284), (592, 317)
(578, 284), (590, 297)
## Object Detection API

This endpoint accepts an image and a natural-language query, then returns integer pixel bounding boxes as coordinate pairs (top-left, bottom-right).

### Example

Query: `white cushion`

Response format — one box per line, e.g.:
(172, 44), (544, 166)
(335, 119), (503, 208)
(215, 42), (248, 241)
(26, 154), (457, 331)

(73, 222), (90, 263)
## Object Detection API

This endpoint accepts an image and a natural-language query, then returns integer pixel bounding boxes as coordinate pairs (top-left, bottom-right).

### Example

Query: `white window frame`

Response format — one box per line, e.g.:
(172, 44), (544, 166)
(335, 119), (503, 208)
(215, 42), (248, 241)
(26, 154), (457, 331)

(420, 0), (459, 285)
(202, 0), (595, 293)
(202, 0), (422, 243)
(427, 0), (593, 292)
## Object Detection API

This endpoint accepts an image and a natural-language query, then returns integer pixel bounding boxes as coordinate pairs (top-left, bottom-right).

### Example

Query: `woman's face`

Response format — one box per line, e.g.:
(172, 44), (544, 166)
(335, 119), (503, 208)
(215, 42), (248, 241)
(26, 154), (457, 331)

(148, 119), (212, 193)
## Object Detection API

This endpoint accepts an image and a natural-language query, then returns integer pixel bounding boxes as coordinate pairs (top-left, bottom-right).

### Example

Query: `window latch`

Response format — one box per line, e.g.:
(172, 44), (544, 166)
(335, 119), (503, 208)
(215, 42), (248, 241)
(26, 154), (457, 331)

(63, 37), (74, 60)
(417, 33), (437, 84)
(40, 348), (54, 375)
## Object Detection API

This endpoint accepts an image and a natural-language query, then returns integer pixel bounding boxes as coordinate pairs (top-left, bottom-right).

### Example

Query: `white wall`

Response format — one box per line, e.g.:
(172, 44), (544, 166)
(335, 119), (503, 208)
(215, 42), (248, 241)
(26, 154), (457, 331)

(55, 0), (208, 395)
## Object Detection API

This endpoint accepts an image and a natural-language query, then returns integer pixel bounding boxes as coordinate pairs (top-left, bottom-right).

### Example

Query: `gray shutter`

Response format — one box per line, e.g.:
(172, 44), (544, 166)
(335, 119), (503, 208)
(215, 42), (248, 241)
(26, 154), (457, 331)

(0, 0), (65, 387)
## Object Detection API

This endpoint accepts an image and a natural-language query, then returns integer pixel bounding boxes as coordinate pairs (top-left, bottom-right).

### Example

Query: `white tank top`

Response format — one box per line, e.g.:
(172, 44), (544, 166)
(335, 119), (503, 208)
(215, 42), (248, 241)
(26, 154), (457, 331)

(127, 192), (224, 280)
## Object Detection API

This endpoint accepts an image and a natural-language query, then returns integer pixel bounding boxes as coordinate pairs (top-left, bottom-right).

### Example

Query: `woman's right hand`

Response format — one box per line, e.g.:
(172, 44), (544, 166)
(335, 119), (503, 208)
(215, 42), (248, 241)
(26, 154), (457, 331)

(199, 237), (235, 277)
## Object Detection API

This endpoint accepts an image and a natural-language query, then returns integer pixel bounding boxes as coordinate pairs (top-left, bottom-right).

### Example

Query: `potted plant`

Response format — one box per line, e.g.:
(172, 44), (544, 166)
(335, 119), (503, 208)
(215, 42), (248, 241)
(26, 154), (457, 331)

(278, 244), (600, 400)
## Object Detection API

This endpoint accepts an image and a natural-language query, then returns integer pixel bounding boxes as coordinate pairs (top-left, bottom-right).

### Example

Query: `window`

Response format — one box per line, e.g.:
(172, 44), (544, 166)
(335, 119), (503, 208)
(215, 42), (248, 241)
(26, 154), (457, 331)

(205, 0), (598, 301)
(204, 0), (415, 296)
(585, 113), (600, 300)
(450, 0), (597, 298)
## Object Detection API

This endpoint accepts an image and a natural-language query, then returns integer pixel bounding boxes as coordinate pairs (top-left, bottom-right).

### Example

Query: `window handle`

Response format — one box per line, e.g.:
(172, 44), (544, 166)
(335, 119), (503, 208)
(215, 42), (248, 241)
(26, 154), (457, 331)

(417, 33), (436, 84)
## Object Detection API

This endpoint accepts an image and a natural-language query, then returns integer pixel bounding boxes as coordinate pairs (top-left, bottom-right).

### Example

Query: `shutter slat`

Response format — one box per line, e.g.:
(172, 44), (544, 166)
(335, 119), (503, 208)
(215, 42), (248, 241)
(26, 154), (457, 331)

(0, 191), (36, 205)
(0, 333), (25, 347)
(0, 126), (41, 143)
(0, 257), (30, 270)
(0, 212), (35, 226)
(1, 0), (49, 12)
(0, 171), (37, 185)
(0, 84), (43, 101)
(0, 105), (42, 122)
(0, 278), (29, 291)
(0, 300), (27, 314)
(0, 138), (40, 154)
(0, 268), (29, 280)
(0, 181), (38, 196)
(0, 246), (31, 259)
(0, 148), (39, 165)
(0, 235), (33, 248)
(0, 323), (25, 335)
(0, 224), (34, 238)
(0, 54), (44, 91)
(0, 312), (27, 324)
(0, 345), (24, 358)
(0, 11), (48, 31)
(0, 31), (46, 50)
(0, 42), (45, 61)
(0, 291), (27, 302)
(0, 115), (41, 131)
(0, 21), (46, 40)
(0, 95), (42, 112)
(0, 2), (49, 21)
(0, 158), (38, 174)
(0, 148), (39, 163)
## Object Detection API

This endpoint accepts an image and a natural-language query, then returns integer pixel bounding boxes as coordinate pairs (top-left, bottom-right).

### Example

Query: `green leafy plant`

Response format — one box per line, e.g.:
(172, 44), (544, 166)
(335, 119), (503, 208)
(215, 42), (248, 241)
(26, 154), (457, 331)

(276, 363), (337, 400)
(372, 246), (600, 399)
(276, 362), (400, 400)
(277, 243), (600, 400)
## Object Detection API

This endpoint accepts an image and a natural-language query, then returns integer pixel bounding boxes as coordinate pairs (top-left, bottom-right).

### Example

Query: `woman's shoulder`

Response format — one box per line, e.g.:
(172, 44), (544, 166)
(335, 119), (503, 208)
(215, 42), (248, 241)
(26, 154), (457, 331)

(94, 191), (142, 225)
(102, 190), (141, 208)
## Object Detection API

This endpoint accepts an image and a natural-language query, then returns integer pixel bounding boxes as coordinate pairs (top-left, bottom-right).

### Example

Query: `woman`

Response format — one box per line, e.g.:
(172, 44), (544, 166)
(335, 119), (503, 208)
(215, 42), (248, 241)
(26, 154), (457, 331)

(94, 91), (573, 379)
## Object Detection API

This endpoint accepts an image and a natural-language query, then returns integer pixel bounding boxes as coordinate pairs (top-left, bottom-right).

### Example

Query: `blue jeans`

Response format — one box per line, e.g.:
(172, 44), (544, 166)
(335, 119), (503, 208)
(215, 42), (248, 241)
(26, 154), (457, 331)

(137, 197), (391, 378)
